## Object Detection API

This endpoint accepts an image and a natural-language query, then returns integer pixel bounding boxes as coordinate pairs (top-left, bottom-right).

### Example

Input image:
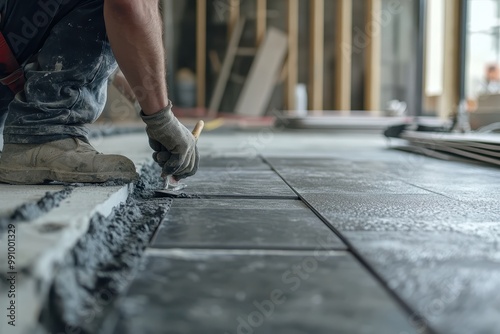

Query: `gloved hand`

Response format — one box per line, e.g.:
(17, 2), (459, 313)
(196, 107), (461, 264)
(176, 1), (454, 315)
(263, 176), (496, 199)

(140, 102), (199, 179)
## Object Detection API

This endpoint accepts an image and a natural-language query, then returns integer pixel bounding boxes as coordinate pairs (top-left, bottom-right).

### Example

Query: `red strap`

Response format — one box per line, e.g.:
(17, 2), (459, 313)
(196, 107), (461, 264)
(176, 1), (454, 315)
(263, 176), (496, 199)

(0, 31), (25, 93)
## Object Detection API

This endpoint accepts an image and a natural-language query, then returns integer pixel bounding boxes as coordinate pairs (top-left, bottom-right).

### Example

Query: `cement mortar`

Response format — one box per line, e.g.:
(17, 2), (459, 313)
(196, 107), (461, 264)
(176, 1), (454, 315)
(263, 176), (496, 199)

(68, 179), (131, 188)
(40, 164), (171, 334)
(132, 163), (164, 200)
(0, 188), (72, 235)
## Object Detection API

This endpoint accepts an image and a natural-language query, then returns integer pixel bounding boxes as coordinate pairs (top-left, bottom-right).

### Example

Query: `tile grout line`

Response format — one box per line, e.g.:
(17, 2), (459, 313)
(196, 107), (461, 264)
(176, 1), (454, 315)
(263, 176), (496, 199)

(146, 248), (349, 257)
(172, 195), (300, 200)
(259, 156), (350, 246)
(402, 182), (457, 199)
(148, 244), (349, 252)
(260, 155), (438, 334)
(375, 170), (461, 201)
(401, 181), (463, 201)
(148, 198), (174, 245)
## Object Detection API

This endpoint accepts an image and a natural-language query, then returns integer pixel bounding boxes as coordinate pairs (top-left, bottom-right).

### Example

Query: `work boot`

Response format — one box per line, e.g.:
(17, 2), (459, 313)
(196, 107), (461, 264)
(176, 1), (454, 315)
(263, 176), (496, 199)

(0, 138), (138, 184)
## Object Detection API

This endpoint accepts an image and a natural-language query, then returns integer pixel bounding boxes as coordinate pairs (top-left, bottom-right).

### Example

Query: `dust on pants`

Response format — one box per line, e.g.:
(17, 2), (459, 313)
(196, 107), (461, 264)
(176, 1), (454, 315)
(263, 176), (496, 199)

(0, 0), (116, 145)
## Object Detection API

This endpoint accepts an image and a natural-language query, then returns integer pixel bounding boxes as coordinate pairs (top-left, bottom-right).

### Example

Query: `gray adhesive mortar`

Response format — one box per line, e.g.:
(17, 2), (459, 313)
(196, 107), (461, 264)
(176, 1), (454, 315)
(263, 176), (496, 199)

(0, 188), (72, 235)
(39, 163), (172, 334)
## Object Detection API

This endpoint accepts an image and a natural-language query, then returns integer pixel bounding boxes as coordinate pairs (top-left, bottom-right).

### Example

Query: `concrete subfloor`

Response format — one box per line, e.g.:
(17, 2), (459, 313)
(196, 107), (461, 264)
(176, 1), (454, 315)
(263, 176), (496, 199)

(2, 128), (500, 334)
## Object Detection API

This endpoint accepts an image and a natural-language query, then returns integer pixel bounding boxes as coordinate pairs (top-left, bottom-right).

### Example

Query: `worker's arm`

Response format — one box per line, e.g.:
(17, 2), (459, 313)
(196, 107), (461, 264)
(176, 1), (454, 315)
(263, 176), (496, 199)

(103, 0), (199, 179)
(103, 0), (167, 115)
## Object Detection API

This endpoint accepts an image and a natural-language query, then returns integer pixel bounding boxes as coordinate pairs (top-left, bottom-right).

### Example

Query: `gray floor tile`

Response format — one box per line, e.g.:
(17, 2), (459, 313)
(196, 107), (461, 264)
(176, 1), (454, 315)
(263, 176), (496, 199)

(176, 170), (297, 198)
(344, 231), (500, 334)
(266, 157), (412, 175)
(379, 161), (500, 197)
(404, 181), (500, 202)
(113, 250), (419, 334)
(200, 157), (270, 170)
(268, 157), (500, 334)
(296, 193), (500, 232)
(267, 158), (432, 195)
(279, 172), (430, 195)
(151, 199), (346, 250)
(265, 157), (357, 171)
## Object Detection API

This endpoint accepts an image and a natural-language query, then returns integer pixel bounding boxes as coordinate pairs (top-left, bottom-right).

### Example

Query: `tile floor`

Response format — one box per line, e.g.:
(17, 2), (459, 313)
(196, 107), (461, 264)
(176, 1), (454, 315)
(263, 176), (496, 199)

(99, 131), (500, 334)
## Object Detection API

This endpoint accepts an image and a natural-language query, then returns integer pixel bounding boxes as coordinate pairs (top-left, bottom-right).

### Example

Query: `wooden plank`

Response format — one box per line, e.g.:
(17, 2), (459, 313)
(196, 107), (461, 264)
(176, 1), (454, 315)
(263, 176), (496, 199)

(334, 0), (352, 113)
(235, 47), (258, 56)
(208, 19), (246, 115)
(208, 50), (221, 73)
(256, 0), (267, 46)
(285, 0), (299, 111)
(228, 0), (240, 40)
(365, 0), (382, 114)
(309, 0), (324, 114)
(235, 28), (288, 116)
(161, 0), (175, 94)
(196, 0), (207, 108)
(402, 131), (500, 166)
(439, 0), (460, 119)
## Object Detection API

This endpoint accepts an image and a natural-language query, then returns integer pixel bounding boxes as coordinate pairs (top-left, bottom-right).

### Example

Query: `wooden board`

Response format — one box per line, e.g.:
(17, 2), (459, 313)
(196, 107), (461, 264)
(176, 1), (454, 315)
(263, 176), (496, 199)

(285, 0), (299, 111)
(235, 28), (288, 117)
(438, 141), (500, 158)
(256, 0), (267, 46)
(196, 0), (206, 108)
(439, 0), (461, 119)
(401, 131), (500, 166)
(409, 140), (500, 166)
(334, 0), (353, 113)
(309, 0), (324, 113)
(208, 19), (246, 116)
(403, 131), (500, 145)
(394, 144), (460, 162)
(228, 0), (240, 39)
(365, 0), (382, 114)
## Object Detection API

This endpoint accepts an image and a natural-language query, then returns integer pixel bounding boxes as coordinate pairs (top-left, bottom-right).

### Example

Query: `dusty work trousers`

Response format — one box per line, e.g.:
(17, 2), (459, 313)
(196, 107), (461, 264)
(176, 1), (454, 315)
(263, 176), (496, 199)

(0, 0), (116, 146)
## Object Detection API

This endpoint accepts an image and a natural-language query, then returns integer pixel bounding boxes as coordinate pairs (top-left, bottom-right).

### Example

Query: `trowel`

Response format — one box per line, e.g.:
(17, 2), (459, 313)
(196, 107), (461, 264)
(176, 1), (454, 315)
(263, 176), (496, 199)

(156, 120), (204, 196)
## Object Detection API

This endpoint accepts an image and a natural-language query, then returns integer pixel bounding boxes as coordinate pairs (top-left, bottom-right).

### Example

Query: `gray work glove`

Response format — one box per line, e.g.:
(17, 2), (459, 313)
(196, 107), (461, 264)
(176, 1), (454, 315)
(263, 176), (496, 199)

(140, 102), (199, 179)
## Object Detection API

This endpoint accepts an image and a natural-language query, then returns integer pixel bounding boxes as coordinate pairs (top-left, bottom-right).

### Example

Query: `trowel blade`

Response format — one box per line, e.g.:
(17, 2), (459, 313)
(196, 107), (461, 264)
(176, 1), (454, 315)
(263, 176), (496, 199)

(166, 183), (187, 192)
(164, 175), (187, 192)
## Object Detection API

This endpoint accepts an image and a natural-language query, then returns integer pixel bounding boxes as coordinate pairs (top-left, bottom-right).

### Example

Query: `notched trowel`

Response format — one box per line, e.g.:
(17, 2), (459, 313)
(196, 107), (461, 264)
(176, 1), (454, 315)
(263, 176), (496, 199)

(155, 120), (204, 198)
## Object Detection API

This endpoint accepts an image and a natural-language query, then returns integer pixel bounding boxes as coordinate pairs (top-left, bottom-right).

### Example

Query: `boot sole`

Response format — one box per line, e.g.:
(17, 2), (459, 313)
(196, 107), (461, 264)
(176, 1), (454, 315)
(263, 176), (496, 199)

(0, 166), (139, 185)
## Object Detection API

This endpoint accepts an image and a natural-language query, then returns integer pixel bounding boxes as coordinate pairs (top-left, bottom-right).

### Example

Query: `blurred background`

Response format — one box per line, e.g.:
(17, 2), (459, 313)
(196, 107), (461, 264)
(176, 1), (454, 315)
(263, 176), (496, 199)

(105, 0), (500, 130)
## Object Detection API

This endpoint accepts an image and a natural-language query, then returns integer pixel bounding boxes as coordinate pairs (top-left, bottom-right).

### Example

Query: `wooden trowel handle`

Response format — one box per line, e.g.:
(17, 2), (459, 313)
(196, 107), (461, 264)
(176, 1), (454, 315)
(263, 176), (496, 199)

(192, 120), (205, 140)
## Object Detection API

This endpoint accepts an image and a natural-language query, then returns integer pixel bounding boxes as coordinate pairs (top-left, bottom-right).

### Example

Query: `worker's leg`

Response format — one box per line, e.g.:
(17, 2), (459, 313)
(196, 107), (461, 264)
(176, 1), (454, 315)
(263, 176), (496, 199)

(0, 0), (81, 146)
(0, 0), (80, 146)
(3, 0), (117, 144)
(0, 0), (137, 184)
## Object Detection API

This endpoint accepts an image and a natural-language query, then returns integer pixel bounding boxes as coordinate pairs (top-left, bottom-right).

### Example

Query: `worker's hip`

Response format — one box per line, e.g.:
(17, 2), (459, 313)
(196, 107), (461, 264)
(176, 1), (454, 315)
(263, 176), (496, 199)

(0, 0), (104, 70)
(0, 0), (111, 145)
